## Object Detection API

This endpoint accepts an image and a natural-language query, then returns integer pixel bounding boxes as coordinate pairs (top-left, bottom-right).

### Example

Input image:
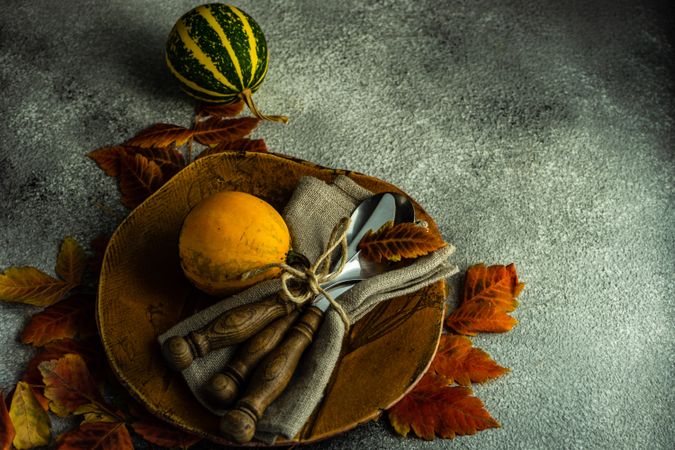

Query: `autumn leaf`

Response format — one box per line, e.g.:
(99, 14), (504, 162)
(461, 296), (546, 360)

(9, 381), (51, 449)
(55, 237), (87, 285)
(197, 138), (268, 159)
(192, 117), (259, 146)
(118, 152), (164, 209)
(387, 374), (499, 440)
(57, 422), (132, 450)
(446, 263), (524, 336)
(430, 335), (508, 386)
(134, 146), (186, 179)
(195, 100), (244, 121)
(131, 415), (202, 448)
(87, 146), (125, 177)
(358, 222), (447, 262)
(39, 354), (101, 417)
(125, 123), (195, 148)
(23, 338), (104, 386)
(0, 391), (15, 450)
(0, 266), (74, 307)
(74, 404), (121, 424)
(20, 294), (96, 347)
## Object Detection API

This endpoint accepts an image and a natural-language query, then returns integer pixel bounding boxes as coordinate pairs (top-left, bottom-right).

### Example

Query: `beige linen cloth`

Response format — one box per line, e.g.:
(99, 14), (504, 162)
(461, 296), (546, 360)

(158, 175), (458, 443)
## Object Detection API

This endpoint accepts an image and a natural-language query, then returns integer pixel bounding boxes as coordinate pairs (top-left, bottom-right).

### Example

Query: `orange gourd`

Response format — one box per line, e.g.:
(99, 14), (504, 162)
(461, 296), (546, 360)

(179, 191), (291, 296)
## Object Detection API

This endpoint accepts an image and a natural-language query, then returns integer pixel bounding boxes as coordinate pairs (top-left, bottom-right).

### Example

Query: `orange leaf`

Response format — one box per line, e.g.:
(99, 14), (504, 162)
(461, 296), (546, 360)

(125, 123), (195, 148)
(118, 152), (164, 209)
(358, 222), (447, 262)
(387, 374), (499, 440)
(445, 263), (524, 335)
(463, 263), (524, 312)
(0, 266), (74, 307)
(39, 354), (101, 417)
(8, 381), (51, 449)
(132, 416), (201, 448)
(197, 138), (268, 159)
(430, 335), (509, 385)
(192, 117), (259, 146)
(57, 422), (132, 450)
(23, 339), (104, 386)
(20, 294), (96, 347)
(446, 302), (517, 336)
(0, 391), (15, 450)
(195, 100), (244, 121)
(87, 146), (124, 177)
(55, 237), (87, 285)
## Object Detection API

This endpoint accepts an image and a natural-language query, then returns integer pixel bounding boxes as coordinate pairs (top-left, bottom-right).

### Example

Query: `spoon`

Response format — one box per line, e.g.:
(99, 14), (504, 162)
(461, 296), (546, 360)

(205, 194), (415, 408)
(218, 196), (416, 443)
(162, 193), (401, 371)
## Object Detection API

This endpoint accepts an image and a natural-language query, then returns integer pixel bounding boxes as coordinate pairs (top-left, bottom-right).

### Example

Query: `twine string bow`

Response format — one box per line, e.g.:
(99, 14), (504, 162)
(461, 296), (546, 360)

(241, 217), (352, 328)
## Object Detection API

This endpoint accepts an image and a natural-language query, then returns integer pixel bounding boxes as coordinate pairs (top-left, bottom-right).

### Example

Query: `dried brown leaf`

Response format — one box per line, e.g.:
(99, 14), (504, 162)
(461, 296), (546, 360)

(125, 123), (194, 148)
(192, 117), (259, 146)
(0, 266), (74, 307)
(39, 354), (101, 417)
(0, 391), (15, 450)
(358, 222), (447, 262)
(23, 338), (104, 386)
(57, 422), (132, 450)
(87, 146), (124, 177)
(55, 237), (87, 285)
(134, 146), (186, 179)
(430, 334), (509, 386)
(132, 415), (202, 448)
(196, 138), (268, 159)
(387, 374), (499, 440)
(20, 294), (96, 347)
(118, 152), (164, 209)
(195, 100), (244, 121)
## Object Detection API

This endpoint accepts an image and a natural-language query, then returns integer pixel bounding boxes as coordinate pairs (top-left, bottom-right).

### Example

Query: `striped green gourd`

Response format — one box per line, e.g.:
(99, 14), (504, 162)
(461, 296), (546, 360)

(166, 3), (287, 123)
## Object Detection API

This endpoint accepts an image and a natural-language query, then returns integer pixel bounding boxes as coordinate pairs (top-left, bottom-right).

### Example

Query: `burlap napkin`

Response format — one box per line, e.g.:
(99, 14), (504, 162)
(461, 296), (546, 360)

(158, 175), (458, 443)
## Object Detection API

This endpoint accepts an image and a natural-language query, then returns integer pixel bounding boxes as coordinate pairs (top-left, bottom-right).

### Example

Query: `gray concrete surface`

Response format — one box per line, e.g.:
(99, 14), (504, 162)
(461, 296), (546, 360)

(1, 0), (673, 449)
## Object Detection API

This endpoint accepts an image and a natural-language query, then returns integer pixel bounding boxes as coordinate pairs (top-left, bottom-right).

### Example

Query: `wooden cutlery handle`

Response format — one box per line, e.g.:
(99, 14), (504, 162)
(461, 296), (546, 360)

(162, 294), (292, 371)
(219, 306), (324, 443)
(205, 309), (301, 408)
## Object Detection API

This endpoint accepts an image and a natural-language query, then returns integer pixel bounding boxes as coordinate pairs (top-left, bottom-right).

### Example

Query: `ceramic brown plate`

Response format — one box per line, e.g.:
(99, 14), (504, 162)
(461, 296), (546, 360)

(97, 151), (447, 445)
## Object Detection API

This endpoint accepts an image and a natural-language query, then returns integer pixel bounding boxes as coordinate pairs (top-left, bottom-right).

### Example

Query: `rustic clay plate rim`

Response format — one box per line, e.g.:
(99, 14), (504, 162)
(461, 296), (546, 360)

(96, 151), (446, 446)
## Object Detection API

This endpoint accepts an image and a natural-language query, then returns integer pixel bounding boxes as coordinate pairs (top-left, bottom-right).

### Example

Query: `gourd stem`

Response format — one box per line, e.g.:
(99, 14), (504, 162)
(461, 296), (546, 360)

(240, 89), (288, 124)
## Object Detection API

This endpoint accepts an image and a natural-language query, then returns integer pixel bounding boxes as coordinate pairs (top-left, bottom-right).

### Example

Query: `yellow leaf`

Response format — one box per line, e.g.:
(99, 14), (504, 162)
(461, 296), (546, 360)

(358, 222), (446, 263)
(74, 404), (120, 424)
(9, 382), (51, 449)
(55, 237), (86, 285)
(0, 267), (74, 307)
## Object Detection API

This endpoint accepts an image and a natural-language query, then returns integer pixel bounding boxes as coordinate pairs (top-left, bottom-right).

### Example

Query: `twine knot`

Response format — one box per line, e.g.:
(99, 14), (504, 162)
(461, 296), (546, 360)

(241, 217), (352, 328)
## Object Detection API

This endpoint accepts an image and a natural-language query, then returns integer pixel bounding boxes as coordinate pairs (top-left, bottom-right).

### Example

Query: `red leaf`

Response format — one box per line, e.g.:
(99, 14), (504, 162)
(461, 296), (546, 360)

(446, 263), (524, 335)
(0, 391), (15, 450)
(87, 146), (124, 177)
(387, 374), (499, 440)
(131, 416), (201, 448)
(358, 222), (447, 262)
(192, 117), (259, 146)
(430, 335), (509, 385)
(125, 123), (194, 149)
(20, 294), (96, 347)
(57, 422), (133, 450)
(196, 138), (268, 159)
(118, 152), (164, 209)
(39, 354), (101, 417)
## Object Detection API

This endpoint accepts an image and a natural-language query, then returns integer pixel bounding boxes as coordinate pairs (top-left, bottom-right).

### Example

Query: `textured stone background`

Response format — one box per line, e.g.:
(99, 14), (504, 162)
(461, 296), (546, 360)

(1, 0), (673, 449)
